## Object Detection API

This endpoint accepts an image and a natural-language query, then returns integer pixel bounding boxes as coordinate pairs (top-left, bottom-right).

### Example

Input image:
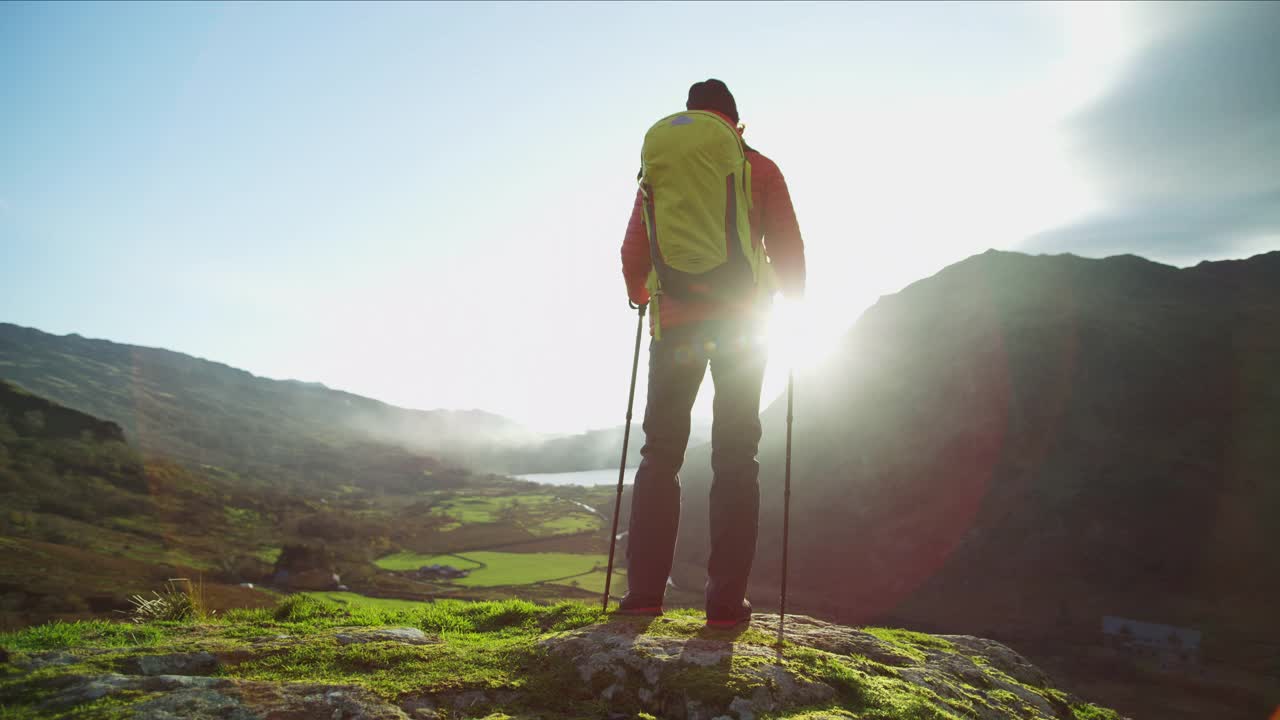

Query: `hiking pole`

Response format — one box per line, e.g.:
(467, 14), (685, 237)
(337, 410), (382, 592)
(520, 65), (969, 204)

(778, 369), (794, 647)
(603, 301), (647, 611)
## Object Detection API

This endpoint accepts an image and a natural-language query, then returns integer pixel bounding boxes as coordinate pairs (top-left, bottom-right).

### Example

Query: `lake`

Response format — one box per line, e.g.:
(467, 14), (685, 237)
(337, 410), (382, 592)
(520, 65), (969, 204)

(517, 468), (637, 486)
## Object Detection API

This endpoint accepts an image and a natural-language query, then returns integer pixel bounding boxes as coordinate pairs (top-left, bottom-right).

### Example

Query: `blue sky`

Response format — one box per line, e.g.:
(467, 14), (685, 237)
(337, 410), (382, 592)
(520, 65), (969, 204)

(2, 1), (1270, 433)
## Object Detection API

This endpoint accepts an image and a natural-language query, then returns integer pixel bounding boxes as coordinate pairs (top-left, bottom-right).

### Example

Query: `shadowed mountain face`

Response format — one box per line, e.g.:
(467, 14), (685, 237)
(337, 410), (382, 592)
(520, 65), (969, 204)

(673, 250), (1280, 671)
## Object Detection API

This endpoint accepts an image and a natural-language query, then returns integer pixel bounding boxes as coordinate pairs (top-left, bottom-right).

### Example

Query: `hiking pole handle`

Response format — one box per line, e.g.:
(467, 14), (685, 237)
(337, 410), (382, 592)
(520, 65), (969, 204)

(603, 302), (647, 611)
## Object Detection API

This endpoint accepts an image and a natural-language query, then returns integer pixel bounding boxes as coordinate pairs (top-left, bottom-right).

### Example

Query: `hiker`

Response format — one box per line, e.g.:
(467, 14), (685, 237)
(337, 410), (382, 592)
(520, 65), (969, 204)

(618, 79), (806, 626)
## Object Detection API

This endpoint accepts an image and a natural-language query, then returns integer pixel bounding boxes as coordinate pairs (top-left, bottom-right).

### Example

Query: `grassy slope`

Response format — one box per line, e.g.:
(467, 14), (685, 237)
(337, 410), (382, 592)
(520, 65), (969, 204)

(0, 597), (1123, 720)
(1, 379), (631, 626)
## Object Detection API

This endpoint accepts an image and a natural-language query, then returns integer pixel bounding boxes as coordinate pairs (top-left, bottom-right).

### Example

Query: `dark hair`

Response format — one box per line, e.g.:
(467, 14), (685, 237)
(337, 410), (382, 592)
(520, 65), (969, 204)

(686, 79), (738, 125)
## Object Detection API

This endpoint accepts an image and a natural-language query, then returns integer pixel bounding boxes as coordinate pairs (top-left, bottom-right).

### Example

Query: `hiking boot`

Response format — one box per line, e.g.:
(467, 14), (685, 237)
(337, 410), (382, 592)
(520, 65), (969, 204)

(706, 599), (752, 628)
(616, 594), (664, 617)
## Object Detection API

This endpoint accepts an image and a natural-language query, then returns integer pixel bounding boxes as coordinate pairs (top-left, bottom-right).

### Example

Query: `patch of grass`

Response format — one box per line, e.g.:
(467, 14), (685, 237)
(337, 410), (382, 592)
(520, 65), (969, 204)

(123, 578), (212, 623)
(222, 506), (261, 527)
(0, 620), (167, 652)
(783, 646), (963, 720)
(374, 551), (484, 572)
(763, 709), (861, 719)
(304, 591), (431, 612)
(218, 595), (604, 637)
(431, 495), (556, 524)
(1072, 703), (1122, 720)
(251, 546), (281, 564)
(535, 513), (599, 534)
(450, 552), (607, 588)
(376, 551), (607, 588)
(223, 630), (538, 697)
(864, 627), (954, 653)
(424, 494), (597, 537)
(213, 598), (608, 708)
(862, 627), (953, 663)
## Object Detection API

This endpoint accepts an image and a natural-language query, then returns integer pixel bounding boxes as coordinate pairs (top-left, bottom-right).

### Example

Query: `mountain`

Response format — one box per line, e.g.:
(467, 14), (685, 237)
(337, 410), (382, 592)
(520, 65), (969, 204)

(0, 323), (671, 480)
(0, 596), (1126, 720)
(670, 250), (1280, 719)
(0, 323), (550, 487)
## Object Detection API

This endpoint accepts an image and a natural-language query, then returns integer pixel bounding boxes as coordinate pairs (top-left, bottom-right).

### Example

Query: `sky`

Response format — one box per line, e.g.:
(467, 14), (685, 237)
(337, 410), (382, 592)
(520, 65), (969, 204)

(2, 1), (1276, 434)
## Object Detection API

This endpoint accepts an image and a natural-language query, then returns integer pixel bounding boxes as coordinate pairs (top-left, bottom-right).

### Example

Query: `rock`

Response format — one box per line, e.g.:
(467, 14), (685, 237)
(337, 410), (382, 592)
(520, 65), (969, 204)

(729, 696), (756, 720)
(942, 635), (1051, 686)
(138, 675), (227, 692)
(23, 650), (88, 670)
(544, 616), (839, 718)
(132, 687), (254, 720)
(2, 612), (1122, 719)
(334, 627), (437, 646)
(39, 673), (134, 710)
(753, 614), (919, 666)
(128, 651), (219, 676)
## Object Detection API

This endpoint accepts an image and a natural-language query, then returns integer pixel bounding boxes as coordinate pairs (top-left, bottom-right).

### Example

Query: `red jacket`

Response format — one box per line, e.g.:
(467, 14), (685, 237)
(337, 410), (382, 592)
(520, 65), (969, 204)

(621, 143), (806, 332)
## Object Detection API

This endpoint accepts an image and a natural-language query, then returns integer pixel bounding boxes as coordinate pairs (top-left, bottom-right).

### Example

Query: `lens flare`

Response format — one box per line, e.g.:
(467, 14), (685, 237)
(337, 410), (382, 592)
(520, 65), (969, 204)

(764, 298), (841, 373)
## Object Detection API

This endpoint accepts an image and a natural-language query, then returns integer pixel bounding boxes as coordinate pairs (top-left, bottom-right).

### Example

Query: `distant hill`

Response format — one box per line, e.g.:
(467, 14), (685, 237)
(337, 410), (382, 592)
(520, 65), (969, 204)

(0, 323), (662, 480)
(670, 250), (1280, 715)
(0, 324), (547, 486)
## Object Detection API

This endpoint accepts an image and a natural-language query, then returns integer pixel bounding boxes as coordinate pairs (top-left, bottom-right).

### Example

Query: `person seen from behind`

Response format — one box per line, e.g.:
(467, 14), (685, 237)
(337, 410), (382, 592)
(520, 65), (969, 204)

(619, 79), (806, 627)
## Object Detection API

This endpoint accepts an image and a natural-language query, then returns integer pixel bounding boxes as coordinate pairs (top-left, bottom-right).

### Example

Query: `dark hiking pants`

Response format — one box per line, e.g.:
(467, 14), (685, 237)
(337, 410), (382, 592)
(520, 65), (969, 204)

(624, 317), (767, 615)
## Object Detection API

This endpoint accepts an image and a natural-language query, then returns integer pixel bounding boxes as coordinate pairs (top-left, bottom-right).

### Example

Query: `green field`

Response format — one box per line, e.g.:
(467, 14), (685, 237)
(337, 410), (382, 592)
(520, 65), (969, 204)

(431, 495), (555, 524)
(375, 552), (484, 572)
(427, 494), (600, 536)
(303, 591), (432, 612)
(376, 551), (607, 588)
(534, 514), (599, 534)
(549, 568), (626, 595)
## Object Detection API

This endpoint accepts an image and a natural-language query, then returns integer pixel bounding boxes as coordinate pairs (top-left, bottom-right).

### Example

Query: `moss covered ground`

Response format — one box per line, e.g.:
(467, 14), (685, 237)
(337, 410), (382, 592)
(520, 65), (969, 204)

(0, 597), (1123, 720)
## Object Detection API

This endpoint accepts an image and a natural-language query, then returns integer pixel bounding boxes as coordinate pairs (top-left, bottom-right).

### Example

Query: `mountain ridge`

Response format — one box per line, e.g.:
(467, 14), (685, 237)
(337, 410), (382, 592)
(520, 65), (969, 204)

(669, 248), (1280, 720)
(0, 322), (648, 480)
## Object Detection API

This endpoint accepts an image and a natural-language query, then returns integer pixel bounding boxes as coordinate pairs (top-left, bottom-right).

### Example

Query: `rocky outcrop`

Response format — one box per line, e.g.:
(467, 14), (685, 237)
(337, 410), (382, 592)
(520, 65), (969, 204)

(1, 612), (1124, 719)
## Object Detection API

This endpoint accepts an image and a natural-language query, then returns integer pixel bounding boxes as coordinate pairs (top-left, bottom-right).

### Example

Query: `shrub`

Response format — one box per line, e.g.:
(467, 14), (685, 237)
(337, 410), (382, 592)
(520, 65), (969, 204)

(123, 578), (212, 623)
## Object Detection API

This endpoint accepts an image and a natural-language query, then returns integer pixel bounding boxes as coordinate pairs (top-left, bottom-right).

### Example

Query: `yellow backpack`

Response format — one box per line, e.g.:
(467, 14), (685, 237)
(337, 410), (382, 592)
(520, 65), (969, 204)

(639, 111), (765, 332)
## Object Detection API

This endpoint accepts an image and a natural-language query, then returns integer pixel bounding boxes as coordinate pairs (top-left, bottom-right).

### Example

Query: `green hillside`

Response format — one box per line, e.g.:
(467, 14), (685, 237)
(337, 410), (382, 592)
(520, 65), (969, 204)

(0, 381), (638, 630)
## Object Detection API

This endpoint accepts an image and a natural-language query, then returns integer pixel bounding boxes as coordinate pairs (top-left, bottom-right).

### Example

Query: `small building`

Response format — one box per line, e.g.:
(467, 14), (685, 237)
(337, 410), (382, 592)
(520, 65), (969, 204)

(1102, 616), (1201, 666)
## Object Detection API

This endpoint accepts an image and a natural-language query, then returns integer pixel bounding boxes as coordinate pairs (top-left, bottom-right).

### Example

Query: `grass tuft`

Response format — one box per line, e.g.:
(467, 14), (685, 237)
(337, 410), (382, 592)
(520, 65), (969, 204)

(122, 577), (212, 623)
(1072, 703), (1122, 720)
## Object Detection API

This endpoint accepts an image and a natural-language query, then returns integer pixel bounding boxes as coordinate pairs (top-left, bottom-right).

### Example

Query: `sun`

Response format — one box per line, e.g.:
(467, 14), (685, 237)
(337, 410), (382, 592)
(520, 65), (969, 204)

(762, 298), (844, 376)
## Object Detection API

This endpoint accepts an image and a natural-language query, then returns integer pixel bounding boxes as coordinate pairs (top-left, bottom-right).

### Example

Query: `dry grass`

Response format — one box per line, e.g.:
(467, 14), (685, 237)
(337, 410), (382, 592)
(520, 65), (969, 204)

(122, 577), (213, 623)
